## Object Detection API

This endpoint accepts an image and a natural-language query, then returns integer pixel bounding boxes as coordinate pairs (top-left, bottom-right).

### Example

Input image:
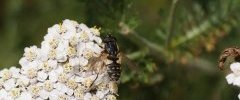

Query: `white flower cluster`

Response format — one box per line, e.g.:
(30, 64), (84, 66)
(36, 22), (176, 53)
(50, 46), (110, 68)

(226, 62), (240, 99)
(0, 19), (119, 100)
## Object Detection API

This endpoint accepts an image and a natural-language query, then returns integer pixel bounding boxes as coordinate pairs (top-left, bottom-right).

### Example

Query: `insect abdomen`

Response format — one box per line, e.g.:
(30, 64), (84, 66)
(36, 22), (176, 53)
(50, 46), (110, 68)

(107, 62), (121, 81)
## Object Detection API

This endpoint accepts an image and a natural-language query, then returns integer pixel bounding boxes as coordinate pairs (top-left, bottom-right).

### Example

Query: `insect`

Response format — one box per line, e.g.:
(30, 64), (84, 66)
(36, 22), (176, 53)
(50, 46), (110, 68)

(103, 34), (121, 81)
(218, 47), (240, 70)
(88, 34), (137, 83)
(87, 34), (122, 94)
(88, 53), (108, 74)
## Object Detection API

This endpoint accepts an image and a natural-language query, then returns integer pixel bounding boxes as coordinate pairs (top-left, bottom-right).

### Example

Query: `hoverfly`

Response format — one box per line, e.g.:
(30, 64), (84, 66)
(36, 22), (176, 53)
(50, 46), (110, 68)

(88, 34), (138, 91)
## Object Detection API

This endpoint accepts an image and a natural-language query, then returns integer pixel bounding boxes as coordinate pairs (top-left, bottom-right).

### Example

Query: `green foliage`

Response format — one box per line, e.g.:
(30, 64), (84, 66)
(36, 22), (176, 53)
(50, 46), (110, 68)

(0, 0), (240, 99)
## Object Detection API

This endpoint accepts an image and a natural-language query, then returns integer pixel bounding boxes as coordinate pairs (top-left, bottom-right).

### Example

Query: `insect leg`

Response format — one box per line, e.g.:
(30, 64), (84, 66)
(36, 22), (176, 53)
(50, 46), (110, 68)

(90, 73), (99, 88)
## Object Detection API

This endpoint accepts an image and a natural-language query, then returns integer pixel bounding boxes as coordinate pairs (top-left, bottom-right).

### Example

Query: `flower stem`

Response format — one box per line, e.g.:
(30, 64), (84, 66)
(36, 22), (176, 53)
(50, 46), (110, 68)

(166, 0), (179, 48)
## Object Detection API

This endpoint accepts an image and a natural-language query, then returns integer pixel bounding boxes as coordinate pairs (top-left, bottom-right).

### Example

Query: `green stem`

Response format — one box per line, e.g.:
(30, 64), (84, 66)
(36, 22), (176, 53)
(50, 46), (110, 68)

(118, 22), (215, 72)
(166, 0), (179, 47)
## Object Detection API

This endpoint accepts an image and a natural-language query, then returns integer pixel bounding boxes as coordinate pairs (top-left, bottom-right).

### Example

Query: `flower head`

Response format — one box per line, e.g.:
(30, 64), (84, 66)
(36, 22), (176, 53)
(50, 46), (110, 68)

(0, 19), (120, 100)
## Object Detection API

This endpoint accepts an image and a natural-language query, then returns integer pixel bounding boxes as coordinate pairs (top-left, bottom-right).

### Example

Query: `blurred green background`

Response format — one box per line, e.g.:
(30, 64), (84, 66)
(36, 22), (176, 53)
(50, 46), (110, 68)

(1, 0), (240, 100)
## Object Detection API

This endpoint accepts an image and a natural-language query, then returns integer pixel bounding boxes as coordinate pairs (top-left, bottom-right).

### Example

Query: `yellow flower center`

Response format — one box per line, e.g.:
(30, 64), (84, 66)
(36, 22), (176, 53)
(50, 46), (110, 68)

(58, 95), (67, 100)
(49, 39), (59, 48)
(69, 36), (79, 46)
(43, 62), (52, 72)
(83, 78), (93, 88)
(80, 31), (89, 41)
(66, 79), (77, 89)
(58, 73), (68, 83)
(67, 46), (77, 57)
(29, 85), (41, 96)
(74, 86), (84, 98)
(48, 49), (57, 59)
(10, 88), (21, 98)
(106, 95), (117, 100)
(27, 68), (37, 79)
(83, 49), (93, 59)
(90, 26), (101, 36)
(63, 63), (73, 73)
(2, 70), (12, 80)
(24, 48), (37, 61)
(44, 80), (53, 91)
